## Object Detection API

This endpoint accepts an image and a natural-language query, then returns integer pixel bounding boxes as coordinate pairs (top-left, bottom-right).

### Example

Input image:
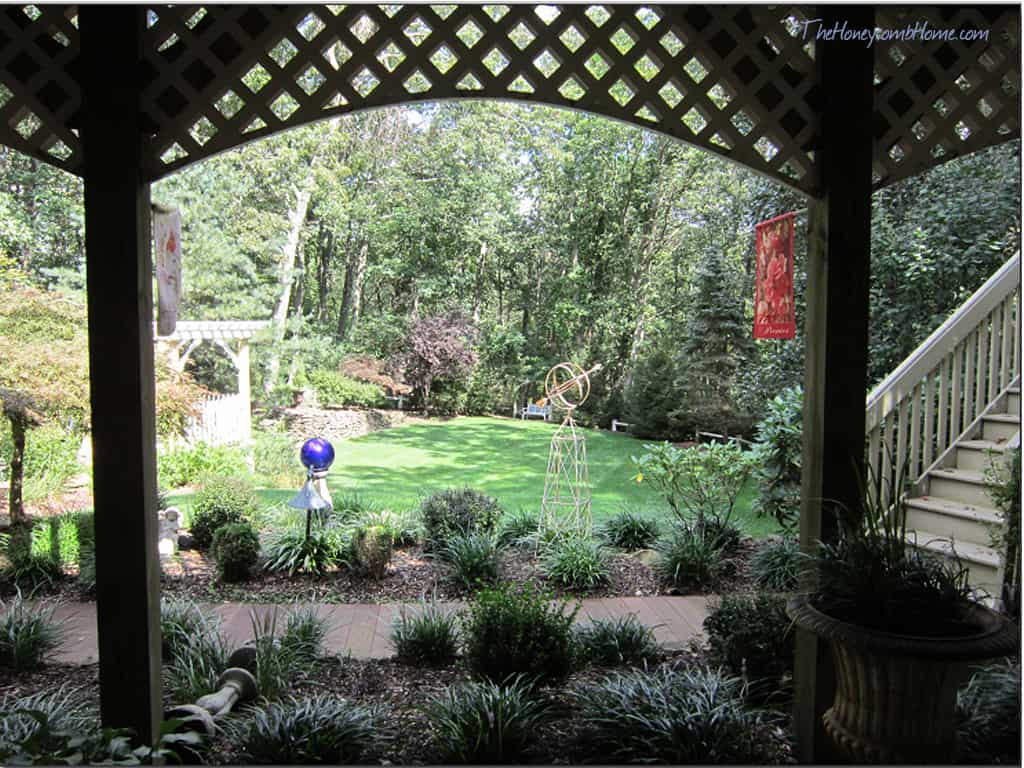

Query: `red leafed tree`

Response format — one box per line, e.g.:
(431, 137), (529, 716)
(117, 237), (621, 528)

(398, 313), (476, 411)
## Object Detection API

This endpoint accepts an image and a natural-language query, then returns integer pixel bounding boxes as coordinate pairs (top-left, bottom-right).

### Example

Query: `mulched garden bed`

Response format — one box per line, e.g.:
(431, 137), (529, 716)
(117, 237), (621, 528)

(156, 539), (757, 604)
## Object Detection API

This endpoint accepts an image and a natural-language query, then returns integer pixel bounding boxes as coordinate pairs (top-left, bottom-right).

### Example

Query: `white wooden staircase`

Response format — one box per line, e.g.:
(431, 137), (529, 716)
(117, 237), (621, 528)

(866, 253), (1021, 602)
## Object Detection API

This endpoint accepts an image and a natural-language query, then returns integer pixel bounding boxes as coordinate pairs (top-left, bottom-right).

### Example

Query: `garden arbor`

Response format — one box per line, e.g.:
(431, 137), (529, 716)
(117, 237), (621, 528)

(0, 3), (1019, 760)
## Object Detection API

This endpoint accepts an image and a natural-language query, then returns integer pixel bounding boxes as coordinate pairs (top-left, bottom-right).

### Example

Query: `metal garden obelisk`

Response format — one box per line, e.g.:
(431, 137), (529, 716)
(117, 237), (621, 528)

(538, 362), (602, 540)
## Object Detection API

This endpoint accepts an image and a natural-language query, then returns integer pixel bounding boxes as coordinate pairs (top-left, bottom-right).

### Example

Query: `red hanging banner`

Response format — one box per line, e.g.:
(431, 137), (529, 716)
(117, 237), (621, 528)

(754, 211), (796, 339)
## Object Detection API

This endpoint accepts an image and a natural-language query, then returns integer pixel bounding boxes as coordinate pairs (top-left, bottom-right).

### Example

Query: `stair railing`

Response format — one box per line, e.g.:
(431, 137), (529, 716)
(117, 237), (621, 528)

(865, 252), (1021, 508)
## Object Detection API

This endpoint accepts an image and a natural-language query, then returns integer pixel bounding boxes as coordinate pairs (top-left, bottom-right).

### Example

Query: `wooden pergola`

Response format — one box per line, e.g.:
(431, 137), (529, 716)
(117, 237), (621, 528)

(0, 4), (1018, 761)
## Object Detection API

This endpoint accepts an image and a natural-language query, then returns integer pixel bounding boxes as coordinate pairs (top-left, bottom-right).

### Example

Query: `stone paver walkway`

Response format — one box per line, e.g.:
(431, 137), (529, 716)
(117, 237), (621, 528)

(48, 597), (710, 665)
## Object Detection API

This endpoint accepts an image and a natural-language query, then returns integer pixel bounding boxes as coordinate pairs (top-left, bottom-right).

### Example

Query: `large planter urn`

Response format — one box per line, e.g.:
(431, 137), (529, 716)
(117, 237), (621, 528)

(787, 594), (1018, 764)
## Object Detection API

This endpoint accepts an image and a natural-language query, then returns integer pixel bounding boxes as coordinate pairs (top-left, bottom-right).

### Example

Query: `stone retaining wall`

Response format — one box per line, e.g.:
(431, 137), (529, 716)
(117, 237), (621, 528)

(281, 406), (409, 443)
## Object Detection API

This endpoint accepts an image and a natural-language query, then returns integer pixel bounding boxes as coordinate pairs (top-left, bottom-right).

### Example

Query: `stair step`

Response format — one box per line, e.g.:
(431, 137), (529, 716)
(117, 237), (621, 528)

(927, 468), (995, 507)
(904, 497), (1002, 546)
(956, 440), (1009, 472)
(982, 413), (1021, 442)
(906, 529), (1002, 569)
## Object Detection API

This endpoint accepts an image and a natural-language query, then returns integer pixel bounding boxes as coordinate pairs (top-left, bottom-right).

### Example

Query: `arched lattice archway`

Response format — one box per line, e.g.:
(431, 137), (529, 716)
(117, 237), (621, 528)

(0, 5), (1018, 195)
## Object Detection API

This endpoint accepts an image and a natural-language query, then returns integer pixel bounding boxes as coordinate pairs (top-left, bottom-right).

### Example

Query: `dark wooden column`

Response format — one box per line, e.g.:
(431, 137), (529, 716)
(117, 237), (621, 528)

(793, 5), (874, 763)
(80, 7), (162, 743)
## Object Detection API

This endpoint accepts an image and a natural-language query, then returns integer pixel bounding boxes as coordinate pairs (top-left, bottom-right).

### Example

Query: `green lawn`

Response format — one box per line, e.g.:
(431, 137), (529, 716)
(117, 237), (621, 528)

(175, 416), (781, 538)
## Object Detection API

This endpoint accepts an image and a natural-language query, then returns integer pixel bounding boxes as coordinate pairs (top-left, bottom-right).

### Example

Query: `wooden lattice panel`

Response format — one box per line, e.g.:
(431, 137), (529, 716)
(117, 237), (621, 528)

(0, 4), (81, 173)
(138, 4), (822, 192)
(873, 6), (1021, 187)
(0, 5), (1019, 197)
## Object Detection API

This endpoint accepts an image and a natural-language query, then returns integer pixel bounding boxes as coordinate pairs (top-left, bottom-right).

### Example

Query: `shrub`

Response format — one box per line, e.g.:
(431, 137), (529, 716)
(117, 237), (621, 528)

(436, 532), (501, 589)
(704, 593), (795, 704)
(751, 386), (803, 528)
(392, 599), (459, 667)
(423, 676), (552, 763)
(308, 370), (387, 409)
(571, 664), (780, 764)
(211, 521), (261, 582)
(280, 605), (328, 664)
(496, 509), (538, 548)
(576, 615), (660, 667)
(654, 526), (726, 590)
(157, 441), (248, 490)
(750, 536), (804, 592)
(461, 583), (579, 684)
(541, 534), (610, 591)
(349, 525), (393, 579)
(601, 509), (660, 550)
(420, 488), (501, 551)
(262, 523), (345, 577)
(957, 658), (1021, 764)
(631, 441), (751, 538)
(188, 476), (259, 549)
(231, 694), (384, 765)
(0, 591), (65, 671)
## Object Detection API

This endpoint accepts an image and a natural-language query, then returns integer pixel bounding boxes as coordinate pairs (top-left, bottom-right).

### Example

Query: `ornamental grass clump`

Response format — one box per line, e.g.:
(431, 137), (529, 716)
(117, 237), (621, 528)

(423, 676), (553, 764)
(654, 525), (727, 590)
(957, 658), (1021, 764)
(0, 686), (91, 755)
(392, 598), (459, 667)
(436, 531), (501, 589)
(0, 591), (65, 671)
(750, 535), (804, 592)
(230, 694), (385, 765)
(600, 508), (660, 550)
(571, 664), (781, 764)
(160, 599), (229, 701)
(496, 509), (538, 548)
(262, 511), (347, 577)
(576, 615), (660, 667)
(540, 533), (610, 591)
(461, 583), (579, 684)
(280, 605), (328, 664)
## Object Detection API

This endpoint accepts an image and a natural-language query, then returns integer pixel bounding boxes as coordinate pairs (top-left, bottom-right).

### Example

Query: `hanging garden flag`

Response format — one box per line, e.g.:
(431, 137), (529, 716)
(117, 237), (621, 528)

(754, 211), (796, 339)
(154, 207), (181, 336)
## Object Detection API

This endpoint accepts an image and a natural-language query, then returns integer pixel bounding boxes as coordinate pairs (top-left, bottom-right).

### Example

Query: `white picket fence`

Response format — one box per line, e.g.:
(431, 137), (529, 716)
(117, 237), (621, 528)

(164, 393), (250, 450)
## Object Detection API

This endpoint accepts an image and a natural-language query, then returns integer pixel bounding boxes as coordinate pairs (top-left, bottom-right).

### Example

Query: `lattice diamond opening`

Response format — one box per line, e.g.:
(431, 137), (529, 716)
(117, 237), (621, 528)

(14, 113), (41, 140)
(430, 45), (458, 74)
(659, 81), (683, 109)
(457, 19), (483, 48)
(268, 38), (299, 68)
(403, 16), (432, 46)
(508, 21), (536, 50)
(482, 47), (510, 76)
(609, 78), (635, 107)
(635, 7), (661, 30)
(534, 50), (561, 79)
(457, 71), (484, 90)
(242, 63), (272, 93)
(634, 54), (661, 82)
(404, 70), (432, 94)
(660, 30), (684, 57)
(215, 90), (245, 119)
(189, 116), (217, 146)
(160, 143), (188, 165)
(350, 14), (378, 45)
(509, 75), (535, 94)
(535, 6), (560, 25)
(754, 135), (779, 161)
(297, 66), (326, 95)
(377, 41), (406, 72)
(323, 41), (352, 68)
(585, 5), (611, 28)
(483, 5), (509, 22)
(431, 5), (457, 21)
(351, 67), (380, 97)
(559, 25), (586, 53)
(682, 107), (707, 135)
(585, 52), (610, 80)
(559, 76), (586, 101)
(270, 91), (300, 120)
(297, 12), (325, 41)
(610, 26), (636, 55)
(684, 57), (708, 83)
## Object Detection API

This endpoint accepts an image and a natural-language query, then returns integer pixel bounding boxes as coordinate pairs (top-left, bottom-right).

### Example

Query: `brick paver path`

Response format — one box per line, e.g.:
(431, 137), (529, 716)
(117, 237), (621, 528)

(48, 596), (710, 665)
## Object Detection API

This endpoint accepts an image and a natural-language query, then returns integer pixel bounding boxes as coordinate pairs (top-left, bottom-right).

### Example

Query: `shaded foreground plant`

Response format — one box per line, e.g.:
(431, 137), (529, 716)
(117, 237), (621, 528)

(750, 535), (804, 592)
(957, 658), (1021, 764)
(423, 676), (553, 764)
(0, 686), (90, 753)
(392, 598), (459, 667)
(229, 694), (385, 765)
(0, 590), (65, 671)
(576, 615), (660, 667)
(461, 583), (579, 684)
(571, 664), (782, 764)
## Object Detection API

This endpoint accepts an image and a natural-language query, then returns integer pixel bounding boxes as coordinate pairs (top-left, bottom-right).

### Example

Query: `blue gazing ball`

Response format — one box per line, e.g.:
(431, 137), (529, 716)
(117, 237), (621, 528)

(300, 437), (335, 471)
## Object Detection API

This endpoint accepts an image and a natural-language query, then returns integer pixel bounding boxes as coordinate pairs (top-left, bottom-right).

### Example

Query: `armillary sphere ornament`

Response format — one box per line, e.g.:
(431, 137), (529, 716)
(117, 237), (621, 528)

(540, 362), (603, 413)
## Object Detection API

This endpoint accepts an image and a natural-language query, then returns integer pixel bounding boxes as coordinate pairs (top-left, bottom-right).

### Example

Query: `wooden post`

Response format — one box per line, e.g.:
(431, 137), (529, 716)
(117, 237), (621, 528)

(793, 5), (874, 763)
(80, 7), (162, 743)
(237, 339), (253, 441)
